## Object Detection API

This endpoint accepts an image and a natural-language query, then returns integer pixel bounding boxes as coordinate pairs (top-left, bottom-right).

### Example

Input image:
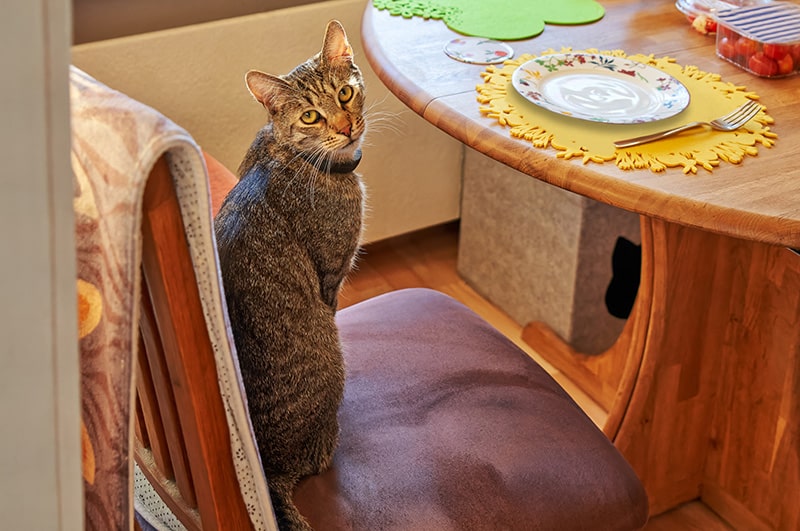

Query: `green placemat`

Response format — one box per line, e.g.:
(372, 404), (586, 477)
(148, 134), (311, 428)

(373, 0), (605, 40)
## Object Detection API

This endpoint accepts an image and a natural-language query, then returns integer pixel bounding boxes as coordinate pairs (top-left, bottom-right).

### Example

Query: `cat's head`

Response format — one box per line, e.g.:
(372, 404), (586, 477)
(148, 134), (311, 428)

(245, 20), (365, 171)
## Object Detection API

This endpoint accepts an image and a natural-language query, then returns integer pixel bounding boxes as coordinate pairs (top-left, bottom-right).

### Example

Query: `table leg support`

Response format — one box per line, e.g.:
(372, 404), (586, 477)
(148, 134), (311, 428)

(613, 217), (724, 514)
(522, 215), (654, 437)
(525, 217), (800, 526)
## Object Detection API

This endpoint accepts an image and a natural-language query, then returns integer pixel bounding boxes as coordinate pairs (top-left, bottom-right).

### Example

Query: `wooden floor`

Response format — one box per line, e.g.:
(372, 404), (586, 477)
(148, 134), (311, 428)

(339, 222), (734, 530)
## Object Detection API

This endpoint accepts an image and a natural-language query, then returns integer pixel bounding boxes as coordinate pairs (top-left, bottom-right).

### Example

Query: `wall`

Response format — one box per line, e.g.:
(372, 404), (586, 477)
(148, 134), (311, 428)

(1, 0), (82, 529)
(71, 0), (464, 243)
(72, 0), (330, 43)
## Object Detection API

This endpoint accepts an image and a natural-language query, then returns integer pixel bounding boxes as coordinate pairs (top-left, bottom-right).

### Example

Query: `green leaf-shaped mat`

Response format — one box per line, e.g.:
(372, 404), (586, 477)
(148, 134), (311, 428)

(373, 0), (605, 41)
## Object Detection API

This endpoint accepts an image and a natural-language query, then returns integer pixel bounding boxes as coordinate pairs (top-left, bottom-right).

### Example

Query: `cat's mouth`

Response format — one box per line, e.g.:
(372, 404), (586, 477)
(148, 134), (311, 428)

(330, 137), (363, 169)
(338, 134), (362, 154)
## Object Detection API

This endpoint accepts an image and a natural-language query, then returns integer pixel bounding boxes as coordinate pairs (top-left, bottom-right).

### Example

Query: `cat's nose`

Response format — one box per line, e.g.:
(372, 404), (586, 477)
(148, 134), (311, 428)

(332, 116), (352, 137)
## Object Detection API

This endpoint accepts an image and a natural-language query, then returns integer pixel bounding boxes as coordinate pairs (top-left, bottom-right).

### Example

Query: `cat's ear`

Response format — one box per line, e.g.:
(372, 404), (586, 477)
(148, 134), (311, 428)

(321, 20), (353, 65)
(245, 70), (292, 110)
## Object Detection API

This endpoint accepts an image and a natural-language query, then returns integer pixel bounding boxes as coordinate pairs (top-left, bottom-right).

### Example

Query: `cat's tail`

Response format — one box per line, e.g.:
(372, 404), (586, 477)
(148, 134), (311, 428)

(268, 478), (313, 531)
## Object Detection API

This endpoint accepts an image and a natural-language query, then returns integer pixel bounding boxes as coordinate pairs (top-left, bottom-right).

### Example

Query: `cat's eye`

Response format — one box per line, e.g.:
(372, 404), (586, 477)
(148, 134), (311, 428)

(300, 110), (321, 125)
(338, 85), (354, 104)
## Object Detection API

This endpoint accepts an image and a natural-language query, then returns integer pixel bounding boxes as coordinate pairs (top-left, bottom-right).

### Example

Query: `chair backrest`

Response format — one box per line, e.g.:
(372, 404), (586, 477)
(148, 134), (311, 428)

(134, 155), (255, 531)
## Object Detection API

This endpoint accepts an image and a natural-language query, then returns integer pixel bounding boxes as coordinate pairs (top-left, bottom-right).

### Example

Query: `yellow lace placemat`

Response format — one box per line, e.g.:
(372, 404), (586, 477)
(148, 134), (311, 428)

(477, 49), (777, 173)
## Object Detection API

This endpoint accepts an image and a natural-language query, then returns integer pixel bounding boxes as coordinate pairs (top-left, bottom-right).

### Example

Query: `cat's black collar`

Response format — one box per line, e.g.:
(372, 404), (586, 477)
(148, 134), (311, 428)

(303, 148), (362, 174)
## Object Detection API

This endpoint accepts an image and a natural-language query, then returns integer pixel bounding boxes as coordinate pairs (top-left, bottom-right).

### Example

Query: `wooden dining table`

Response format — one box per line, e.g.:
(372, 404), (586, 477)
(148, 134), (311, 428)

(361, 0), (800, 528)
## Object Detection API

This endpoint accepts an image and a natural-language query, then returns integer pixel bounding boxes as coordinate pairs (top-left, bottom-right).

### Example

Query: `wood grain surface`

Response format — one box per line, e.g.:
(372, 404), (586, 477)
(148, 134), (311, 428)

(361, 2), (800, 528)
(361, 1), (800, 248)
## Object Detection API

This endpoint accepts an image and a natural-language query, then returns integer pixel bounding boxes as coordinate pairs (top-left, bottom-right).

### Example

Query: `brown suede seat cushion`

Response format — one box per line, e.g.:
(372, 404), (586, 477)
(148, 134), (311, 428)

(201, 155), (646, 529)
(294, 288), (648, 530)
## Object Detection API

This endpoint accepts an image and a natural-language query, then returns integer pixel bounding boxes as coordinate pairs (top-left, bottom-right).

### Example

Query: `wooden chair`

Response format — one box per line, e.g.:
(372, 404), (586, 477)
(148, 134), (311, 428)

(134, 155), (271, 531)
(132, 149), (650, 530)
(71, 57), (647, 531)
(69, 63), (272, 531)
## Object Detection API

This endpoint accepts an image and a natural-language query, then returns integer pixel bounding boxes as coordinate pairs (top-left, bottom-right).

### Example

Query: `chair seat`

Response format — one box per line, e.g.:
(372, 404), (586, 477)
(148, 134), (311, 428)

(294, 288), (648, 530)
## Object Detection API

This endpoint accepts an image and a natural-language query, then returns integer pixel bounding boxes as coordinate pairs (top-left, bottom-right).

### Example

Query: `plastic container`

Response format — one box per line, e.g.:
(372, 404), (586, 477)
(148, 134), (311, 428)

(715, 1), (800, 77)
(675, 0), (769, 34)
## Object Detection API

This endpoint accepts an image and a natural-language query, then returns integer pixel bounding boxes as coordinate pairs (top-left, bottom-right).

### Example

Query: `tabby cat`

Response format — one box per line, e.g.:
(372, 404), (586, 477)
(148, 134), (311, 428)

(213, 20), (366, 530)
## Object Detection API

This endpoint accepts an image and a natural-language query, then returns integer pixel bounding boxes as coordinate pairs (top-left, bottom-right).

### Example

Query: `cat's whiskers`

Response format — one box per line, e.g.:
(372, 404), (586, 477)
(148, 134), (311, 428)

(364, 117), (400, 135)
(307, 146), (332, 206)
(364, 99), (403, 120)
(303, 144), (340, 206)
(307, 168), (318, 208)
(274, 155), (307, 201)
(364, 93), (397, 114)
(361, 126), (395, 149)
(363, 111), (402, 138)
(309, 144), (332, 169)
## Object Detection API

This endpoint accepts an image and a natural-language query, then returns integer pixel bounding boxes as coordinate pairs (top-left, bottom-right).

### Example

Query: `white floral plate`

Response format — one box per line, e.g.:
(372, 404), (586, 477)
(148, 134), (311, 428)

(444, 37), (514, 65)
(511, 53), (691, 124)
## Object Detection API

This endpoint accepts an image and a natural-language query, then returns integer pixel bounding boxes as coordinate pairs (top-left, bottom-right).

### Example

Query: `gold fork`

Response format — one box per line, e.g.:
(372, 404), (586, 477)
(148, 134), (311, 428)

(614, 100), (762, 149)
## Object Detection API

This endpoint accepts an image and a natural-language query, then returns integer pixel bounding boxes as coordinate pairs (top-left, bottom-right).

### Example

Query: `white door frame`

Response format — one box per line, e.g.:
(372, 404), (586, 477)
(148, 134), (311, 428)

(0, 0), (82, 528)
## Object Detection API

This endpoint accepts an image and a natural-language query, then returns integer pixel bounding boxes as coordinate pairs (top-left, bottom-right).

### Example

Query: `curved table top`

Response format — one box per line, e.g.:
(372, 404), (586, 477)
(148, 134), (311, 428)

(361, 0), (800, 248)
